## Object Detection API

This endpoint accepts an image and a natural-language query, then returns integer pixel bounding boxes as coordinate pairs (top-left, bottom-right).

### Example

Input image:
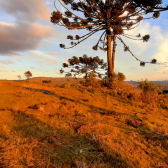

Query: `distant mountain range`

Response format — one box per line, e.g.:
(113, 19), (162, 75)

(126, 80), (168, 90)
(126, 80), (168, 86)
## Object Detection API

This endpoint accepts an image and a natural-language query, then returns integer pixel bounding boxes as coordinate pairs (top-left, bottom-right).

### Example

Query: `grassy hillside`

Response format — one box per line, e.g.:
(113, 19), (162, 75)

(0, 80), (168, 168)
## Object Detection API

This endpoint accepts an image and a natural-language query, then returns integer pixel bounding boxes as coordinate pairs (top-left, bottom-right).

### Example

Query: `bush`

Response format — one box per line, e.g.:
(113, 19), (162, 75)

(138, 79), (163, 108)
(60, 83), (71, 88)
(138, 79), (162, 93)
(79, 80), (85, 85)
(117, 72), (126, 82)
(42, 80), (52, 84)
(158, 94), (168, 109)
(84, 79), (92, 87)
(101, 72), (126, 89)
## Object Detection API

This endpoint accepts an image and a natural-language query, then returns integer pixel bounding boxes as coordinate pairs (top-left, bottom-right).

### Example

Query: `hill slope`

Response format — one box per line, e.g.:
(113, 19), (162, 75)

(0, 80), (168, 168)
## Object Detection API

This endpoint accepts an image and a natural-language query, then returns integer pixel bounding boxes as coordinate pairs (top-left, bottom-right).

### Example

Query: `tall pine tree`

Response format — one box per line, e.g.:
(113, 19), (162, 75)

(51, 0), (168, 77)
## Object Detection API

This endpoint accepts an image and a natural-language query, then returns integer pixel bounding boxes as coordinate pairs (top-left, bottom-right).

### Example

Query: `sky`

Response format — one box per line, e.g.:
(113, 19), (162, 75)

(0, 0), (168, 81)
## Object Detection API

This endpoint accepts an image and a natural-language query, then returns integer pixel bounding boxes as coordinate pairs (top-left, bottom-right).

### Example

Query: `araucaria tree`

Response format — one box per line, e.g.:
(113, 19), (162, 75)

(51, 0), (168, 77)
(60, 54), (107, 80)
(24, 71), (32, 80)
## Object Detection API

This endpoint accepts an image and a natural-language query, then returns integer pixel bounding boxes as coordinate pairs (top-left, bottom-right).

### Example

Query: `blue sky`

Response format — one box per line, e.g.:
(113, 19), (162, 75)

(0, 0), (168, 81)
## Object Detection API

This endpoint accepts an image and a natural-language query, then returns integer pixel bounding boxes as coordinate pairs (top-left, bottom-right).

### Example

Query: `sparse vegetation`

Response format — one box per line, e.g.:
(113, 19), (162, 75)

(0, 79), (168, 167)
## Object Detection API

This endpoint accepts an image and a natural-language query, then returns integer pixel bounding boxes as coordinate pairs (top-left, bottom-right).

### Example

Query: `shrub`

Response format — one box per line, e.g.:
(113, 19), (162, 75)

(101, 72), (126, 89)
(158, 94), (168, 109)
(79, 80), (85, 85)
(60, 83), (71, 88)
(138, 79), (162, 93)
(42, 80), (52, 84)
(84, 79), (92, 87)
(138, 79), (163, 108)
(117, 72), (126, 82)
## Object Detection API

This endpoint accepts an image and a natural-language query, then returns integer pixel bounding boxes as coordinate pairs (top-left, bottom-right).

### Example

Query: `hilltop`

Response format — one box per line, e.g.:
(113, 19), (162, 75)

(0, 79), (168, 168)
(3, 77), (168, 89)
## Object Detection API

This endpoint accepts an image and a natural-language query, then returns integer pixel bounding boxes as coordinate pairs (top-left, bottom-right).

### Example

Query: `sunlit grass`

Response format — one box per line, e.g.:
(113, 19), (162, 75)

(0, 80), (167, 167)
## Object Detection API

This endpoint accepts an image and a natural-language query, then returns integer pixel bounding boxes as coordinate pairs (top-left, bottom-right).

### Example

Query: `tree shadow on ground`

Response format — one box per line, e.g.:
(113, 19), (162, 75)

(9, 109), (132, 168)
(23, 86), (129, 117)
(137, 127), (168, 151)
(120, 125), (168, 159)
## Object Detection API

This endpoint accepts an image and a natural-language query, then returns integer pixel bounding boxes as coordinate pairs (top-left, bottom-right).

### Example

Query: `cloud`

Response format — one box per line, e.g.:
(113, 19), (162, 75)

(154, 38), (168, 63)
(0, 0), (51, 22)
(13, 56), (21, 62)
(30, 66), (35, 69)
(48, 52), (58, 56)
(47, 59), (57, 64)
(37, 56), (44, 59)
(0, 60), (14, 65)
(0, 65), (6, 68)
(0, 22), (55, 56)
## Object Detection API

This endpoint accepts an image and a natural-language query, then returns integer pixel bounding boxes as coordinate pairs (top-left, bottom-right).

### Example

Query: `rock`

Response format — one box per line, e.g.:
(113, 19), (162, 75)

(28, 104), (45, 111)
(38, 104), (45, 111)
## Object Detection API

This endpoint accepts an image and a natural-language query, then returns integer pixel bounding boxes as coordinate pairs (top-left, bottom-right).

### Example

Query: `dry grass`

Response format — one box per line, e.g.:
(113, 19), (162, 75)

(0, 79), (168, 168)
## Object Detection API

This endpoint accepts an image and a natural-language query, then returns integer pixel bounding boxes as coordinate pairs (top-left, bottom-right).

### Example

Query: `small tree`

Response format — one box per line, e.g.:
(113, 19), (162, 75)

(17, 75), (21, 81)
(24, 71), (32, 80)
(60, 54), (107, 81)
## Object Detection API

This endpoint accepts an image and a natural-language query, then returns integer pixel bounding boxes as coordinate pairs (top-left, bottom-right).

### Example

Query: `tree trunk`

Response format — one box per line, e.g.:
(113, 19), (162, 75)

(112, 35), (116, 74)
(106, 28), (113, 78)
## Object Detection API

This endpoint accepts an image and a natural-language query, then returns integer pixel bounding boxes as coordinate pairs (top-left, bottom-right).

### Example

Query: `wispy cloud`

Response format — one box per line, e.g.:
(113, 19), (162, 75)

(48, 52), (58, 56)
(0, 60), (14, 65)
(13, 56), (21, 62)
(0, 65), (6, 68)
(47, 59), (57, 64)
